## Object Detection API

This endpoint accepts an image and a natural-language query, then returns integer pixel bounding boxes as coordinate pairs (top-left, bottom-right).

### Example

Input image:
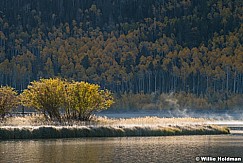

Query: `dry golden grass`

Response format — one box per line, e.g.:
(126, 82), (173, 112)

(0, 115), (92, 126)
(0, 115), (45, 126)
(94, 116), (207, 127)
(1, 115), (209, 127)
(0, 115), (230, 139)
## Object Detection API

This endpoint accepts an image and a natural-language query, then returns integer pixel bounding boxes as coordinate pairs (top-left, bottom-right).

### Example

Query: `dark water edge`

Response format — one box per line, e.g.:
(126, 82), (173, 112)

(1, 135), (243, 163)
(0, 125), (229, 140)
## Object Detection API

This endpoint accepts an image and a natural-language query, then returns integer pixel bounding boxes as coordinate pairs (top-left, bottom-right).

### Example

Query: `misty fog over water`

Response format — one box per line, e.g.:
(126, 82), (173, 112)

(97, 109), (243, 120)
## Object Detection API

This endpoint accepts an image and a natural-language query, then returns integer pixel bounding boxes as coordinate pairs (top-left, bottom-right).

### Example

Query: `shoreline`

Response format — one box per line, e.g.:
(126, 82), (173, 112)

(0, 124), (229, 140)
(0, 116), (230, 140)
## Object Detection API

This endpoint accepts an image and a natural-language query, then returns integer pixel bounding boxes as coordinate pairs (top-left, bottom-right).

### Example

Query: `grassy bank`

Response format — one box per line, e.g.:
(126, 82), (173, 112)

(0, 116), (229, 140)
(0, 125), (229, 140)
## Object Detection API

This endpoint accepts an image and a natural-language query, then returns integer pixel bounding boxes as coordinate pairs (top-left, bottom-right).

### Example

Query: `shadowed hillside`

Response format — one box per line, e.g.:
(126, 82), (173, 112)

(0, 0), (242, 108)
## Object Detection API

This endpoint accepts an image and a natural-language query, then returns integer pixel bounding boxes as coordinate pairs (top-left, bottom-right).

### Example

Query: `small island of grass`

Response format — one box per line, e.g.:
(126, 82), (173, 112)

(0, 115), (230, 140)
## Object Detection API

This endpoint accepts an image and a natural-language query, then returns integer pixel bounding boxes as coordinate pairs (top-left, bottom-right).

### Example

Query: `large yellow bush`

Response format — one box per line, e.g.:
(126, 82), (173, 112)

(21, 78), (114, 121)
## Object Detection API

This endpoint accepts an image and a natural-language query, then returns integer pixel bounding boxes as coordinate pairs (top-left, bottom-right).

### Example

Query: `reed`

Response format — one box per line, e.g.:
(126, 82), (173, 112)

(94, 116), (207, 126)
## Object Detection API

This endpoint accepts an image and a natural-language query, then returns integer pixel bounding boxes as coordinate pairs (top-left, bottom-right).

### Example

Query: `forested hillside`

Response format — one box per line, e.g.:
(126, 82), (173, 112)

(0, 0), (242, 100)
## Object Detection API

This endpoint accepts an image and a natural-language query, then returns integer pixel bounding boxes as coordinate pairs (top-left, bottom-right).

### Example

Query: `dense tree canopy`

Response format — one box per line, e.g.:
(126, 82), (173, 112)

(0, 0), (242, 98)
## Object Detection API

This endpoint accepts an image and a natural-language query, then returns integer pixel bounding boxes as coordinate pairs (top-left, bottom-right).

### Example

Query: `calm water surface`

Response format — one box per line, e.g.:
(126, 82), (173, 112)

(1, 135), (243, 163)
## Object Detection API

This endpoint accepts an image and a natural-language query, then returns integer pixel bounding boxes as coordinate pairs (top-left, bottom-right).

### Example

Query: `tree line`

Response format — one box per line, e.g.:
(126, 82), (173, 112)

(0, 0), (242, 98)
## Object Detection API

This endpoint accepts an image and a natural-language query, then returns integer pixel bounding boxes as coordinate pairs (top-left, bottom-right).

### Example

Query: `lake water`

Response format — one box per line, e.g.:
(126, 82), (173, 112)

(1, 134), (243, 163)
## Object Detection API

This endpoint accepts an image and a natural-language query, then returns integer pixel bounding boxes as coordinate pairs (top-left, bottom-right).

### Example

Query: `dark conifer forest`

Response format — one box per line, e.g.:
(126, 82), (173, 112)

(0, 0), (242, 109)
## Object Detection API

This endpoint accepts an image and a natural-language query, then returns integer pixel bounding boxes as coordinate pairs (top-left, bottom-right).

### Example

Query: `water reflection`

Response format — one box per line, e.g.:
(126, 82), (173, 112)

(1, 135), (243, 163)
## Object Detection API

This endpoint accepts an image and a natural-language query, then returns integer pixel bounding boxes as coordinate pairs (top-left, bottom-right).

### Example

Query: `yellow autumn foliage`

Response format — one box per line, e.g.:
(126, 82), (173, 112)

(65, 81), (114, 120)
(0, 86), (19, 118)
(20, 78), (114, 121)
(20, 78), (66, 120)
